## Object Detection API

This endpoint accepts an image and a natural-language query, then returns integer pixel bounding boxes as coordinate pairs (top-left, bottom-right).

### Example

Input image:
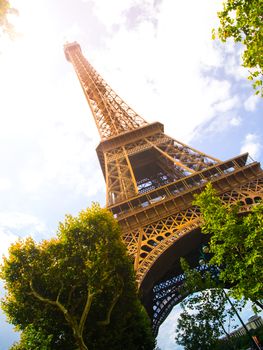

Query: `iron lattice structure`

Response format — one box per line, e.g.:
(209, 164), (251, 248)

(64, 42), (263, 336)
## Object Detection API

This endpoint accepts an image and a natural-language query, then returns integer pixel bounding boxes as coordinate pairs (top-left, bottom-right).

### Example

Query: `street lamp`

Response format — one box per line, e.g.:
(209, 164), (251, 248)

(198, 245), (209, 266)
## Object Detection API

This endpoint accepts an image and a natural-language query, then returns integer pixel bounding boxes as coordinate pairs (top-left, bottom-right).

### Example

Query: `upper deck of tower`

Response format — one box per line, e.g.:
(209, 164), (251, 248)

(64, 41), (82, 61)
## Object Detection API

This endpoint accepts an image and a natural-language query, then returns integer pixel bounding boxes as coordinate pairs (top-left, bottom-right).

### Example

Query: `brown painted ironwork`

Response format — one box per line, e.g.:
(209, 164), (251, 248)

(64, 42), (263, 335)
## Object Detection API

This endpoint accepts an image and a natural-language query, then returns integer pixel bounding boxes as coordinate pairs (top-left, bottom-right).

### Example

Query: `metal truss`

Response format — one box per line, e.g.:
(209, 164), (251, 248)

(103, 132), (219, 205)
(122, 176), (263, 285)
(140, 177), (263, 335)
(64, 41), (263, 337)
(151, 265), (220, 336)
(64, 42), (148, 140)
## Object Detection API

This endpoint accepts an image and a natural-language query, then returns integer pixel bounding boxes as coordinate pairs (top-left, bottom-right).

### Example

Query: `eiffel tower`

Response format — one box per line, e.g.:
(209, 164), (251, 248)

(64, 42), (263, 336)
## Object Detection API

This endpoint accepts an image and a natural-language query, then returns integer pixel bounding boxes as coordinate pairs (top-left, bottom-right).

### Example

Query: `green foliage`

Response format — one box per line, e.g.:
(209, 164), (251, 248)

(176, 296), (222, 350)
(194, 183), (263, 306)
(175, 287), (238, 350)
(9, 325), (53, 350)
(1, 204), (155, 350)
(179, 257), (218, 295)
(176, 260), (241, 350)
(0, 0), (17, 37)
(213, 0), (263, 96)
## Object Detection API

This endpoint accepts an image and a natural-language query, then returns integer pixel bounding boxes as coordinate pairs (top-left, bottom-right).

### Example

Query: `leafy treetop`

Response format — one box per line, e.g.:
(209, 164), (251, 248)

(213, 0), (263, 96)
(193, 183), (263, 308)
(1, 204), (155, 350)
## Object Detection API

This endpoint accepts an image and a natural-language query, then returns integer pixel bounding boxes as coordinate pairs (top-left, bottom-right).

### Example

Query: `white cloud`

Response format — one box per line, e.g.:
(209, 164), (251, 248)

(229, 116), (242, 126)
(192, 111), (241, 141)
(157, 305), (183, 350)
(244, 94), (260, 112)
(89, 0), (161, 31)
(63, 23), (83, 43)
(222, 45), (248, 81)
(85, 0), (244, 143)
(0, 211), (46, 261)
(0, 212), (46, 233)
(0, 31), (104, 200)
(0, 178), (12, 191)
(18, 120), (103, 197)
(0, 228), (18, 262)
(89, 0), (134, 30)
(240, 134), (262, 160)
(191, 94), (241, 137)
(214, 95), (240, 113)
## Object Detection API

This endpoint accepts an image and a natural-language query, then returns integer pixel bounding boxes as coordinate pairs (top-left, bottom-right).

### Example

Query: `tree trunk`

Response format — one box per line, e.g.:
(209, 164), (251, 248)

(75, 332), (88, 350)
(30, 281), (90, 350)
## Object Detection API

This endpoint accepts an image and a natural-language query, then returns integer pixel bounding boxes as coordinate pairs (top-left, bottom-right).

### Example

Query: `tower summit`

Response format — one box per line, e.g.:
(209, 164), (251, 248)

(64, 42), (263, 335)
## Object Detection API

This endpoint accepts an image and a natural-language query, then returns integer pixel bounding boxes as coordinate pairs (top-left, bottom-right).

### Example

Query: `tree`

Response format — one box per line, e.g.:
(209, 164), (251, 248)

(193, 183), (263, 308)
(175, 259), (239, 350)
(212, 0), (263, 96)
(1, 204), (155, 350)
(0, 0), (17, 37)
(175, 292), (228, 350)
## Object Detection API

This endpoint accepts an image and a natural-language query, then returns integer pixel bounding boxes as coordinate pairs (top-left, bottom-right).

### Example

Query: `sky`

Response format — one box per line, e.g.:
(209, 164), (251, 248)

(0, 0), (262, 349)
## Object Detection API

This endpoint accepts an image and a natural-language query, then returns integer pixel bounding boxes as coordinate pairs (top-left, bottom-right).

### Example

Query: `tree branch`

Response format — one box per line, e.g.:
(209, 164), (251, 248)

(57, 281), (64, 302)
(29, 280), (57, 306)
(79, 288), (95, 335)
(97, 280), (123, 326)
(29, 281), (76, 330)
(30, 281), (89, 350)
